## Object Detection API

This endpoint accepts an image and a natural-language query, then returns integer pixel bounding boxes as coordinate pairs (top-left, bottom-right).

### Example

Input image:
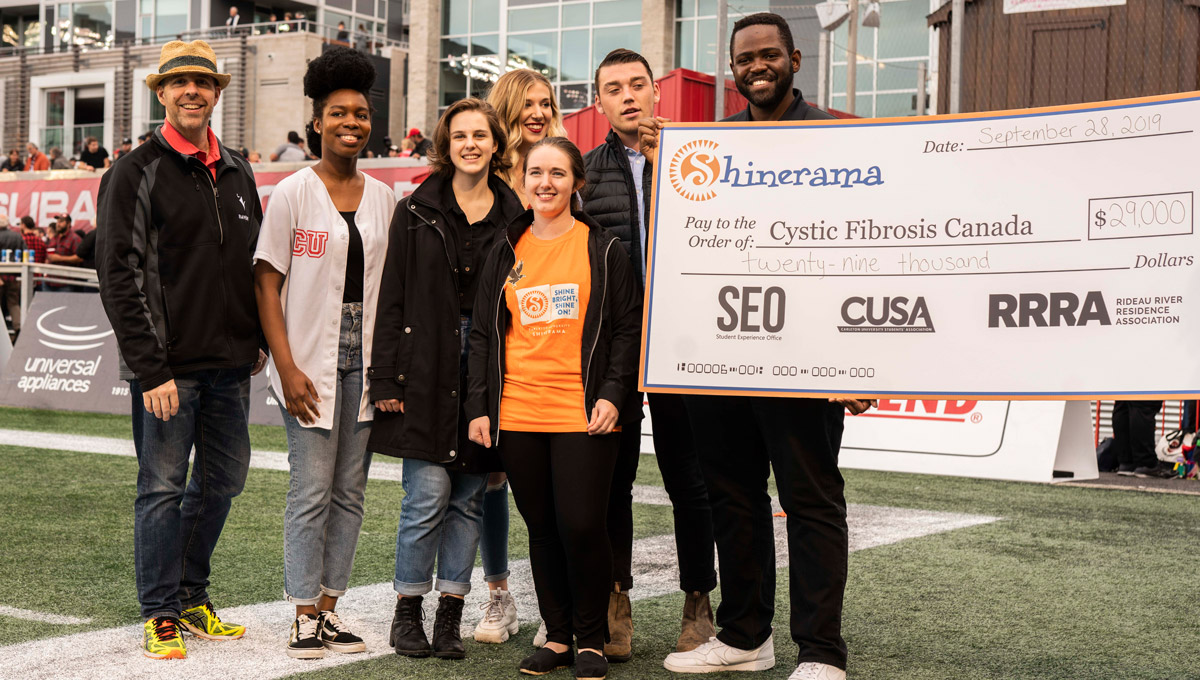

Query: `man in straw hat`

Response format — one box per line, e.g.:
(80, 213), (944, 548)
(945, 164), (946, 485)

(97, 40), (266, 660)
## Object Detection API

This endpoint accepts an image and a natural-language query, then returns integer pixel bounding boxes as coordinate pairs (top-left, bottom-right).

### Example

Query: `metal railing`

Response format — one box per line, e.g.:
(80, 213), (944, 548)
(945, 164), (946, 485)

(0, 262), (99, 327)
(0, 21), (407, 59)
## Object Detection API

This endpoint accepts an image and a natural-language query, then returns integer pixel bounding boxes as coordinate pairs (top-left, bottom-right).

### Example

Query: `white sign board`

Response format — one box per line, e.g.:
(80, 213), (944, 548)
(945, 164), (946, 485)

(641, 93), (1200, 401)
(1004, 0), (1125, 14)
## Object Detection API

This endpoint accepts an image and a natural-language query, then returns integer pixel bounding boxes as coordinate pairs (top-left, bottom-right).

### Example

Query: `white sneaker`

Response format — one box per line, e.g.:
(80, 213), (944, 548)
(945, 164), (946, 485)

(532, 620), (547, 648)
(662, 634), (775, 673)
(472, 589), (519, 643)
(789, 662), (846, 680)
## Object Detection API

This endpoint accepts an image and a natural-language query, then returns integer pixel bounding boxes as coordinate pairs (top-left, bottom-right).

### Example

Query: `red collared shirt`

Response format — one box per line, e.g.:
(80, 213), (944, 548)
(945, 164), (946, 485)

(162, 121), (221, 180)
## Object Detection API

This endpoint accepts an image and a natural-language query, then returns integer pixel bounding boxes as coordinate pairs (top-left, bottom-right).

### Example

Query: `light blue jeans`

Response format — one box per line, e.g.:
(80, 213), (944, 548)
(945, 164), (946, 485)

(394, 458), (488, 596)
(282, 303), (373, 604)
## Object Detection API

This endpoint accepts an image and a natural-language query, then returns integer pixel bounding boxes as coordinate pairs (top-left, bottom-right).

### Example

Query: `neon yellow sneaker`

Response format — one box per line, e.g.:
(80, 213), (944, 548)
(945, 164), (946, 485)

(143, 616), (187, 659)
(180, 602), (246, 640)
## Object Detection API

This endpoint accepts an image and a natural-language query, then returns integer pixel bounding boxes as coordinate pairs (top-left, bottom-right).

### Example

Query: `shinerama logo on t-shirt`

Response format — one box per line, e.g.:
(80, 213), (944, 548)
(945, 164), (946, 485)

(518, 284), (580, 326)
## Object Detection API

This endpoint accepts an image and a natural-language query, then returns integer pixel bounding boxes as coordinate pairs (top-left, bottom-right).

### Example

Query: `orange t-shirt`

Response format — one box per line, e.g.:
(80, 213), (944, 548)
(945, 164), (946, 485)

(499, 221), (591, 432)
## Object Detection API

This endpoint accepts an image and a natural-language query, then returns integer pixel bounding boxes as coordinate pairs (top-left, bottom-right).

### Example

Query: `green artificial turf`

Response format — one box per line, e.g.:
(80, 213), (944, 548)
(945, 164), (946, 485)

(1, 430), (1199, 678)
(0, 405), (290, 451)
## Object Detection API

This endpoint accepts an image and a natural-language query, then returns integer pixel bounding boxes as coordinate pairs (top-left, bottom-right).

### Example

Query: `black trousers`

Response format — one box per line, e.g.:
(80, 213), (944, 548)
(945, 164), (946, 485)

(609, 392), (717, 593)
(684, 395), (848, 670)
(1111, 400), (1162, 469)
(501, 430), (618, 650)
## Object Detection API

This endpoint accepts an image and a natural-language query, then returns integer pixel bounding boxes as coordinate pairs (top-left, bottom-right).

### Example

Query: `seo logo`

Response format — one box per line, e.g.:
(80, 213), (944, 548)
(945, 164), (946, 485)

(668, 140), (721, 201)
(520, 289), (550, 320)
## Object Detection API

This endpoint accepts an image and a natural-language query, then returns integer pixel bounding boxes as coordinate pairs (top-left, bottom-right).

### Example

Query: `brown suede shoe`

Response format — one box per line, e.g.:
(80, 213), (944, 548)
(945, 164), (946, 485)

(603, 585), (632, 663)
(676, 591), (716, 652)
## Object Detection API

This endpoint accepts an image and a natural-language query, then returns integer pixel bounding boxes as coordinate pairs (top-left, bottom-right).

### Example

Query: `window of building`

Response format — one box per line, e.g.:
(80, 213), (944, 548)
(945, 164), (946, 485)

(827, 0), (934, 117)
(138, 0), (186, 41)
(440, 0), (642, 114)
(40, 85), (105, 155)
(52, 1), (115, 48)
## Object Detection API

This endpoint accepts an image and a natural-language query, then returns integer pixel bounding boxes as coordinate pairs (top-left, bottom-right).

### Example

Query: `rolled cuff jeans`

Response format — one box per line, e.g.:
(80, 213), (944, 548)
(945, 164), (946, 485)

(282, 302), (373, 604)
(394, 458), (488, 596)
(131, 366), (252, 620)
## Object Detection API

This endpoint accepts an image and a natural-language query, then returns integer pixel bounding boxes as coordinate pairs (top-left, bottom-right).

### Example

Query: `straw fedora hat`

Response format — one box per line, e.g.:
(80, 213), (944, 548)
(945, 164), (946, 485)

(145, 40), (232, 90)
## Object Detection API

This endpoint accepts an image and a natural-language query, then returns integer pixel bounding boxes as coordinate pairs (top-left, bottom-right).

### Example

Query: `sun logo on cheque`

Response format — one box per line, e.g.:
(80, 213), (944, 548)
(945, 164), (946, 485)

(520, 289), (550, 320)
(668, 140), (721, 201)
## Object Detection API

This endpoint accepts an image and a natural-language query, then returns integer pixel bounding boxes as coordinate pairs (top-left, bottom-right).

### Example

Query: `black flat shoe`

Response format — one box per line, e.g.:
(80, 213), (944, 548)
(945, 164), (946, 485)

(575, 650), (607, 679)
(520, 646), (575, 675)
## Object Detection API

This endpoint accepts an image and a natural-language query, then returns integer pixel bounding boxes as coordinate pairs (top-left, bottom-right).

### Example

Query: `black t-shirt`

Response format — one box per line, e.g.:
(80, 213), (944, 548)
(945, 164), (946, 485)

(79, 147), (108, 168)
(413, 138), (433, 158)
(340, 211), (364, 303)
(77, 229), (98, 269)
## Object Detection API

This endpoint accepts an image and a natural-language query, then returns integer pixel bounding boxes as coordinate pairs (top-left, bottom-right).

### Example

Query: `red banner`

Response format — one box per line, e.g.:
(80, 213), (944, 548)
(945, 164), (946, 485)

(0, 162), (430, 230)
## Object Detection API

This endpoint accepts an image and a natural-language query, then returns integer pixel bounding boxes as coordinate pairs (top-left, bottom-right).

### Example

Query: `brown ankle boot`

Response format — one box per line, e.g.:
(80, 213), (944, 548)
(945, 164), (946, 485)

(604, 584), (632, 663)
(676, 590), (715, 652)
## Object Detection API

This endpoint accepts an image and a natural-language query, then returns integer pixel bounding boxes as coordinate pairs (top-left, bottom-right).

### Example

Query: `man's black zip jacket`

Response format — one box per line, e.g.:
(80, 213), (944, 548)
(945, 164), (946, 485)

(96, 125), (264, 390)
(582, 129), (653, 296)
(465, 210), (643, 445)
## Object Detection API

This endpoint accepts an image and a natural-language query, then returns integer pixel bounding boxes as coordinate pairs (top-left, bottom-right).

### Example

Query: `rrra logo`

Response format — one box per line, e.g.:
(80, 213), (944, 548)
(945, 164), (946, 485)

(668, 140), (721, 201)
(839, 296), (934, 333)
(988, 292), (1111, 327)
(292, 230), (329, 258)
(519, 289), (550, 320)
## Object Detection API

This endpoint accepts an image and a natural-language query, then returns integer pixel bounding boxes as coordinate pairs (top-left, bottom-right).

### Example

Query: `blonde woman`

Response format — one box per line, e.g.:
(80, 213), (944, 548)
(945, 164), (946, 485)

(487, 69), (567, 205)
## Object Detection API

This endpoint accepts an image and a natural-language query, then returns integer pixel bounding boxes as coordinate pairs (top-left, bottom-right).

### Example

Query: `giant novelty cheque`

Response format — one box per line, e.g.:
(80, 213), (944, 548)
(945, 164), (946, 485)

(640, 92), (1200, 400)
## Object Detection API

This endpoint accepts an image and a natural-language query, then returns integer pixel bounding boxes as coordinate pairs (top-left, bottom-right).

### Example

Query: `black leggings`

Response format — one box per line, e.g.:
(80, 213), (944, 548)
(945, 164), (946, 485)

(500, 430), (619, 650)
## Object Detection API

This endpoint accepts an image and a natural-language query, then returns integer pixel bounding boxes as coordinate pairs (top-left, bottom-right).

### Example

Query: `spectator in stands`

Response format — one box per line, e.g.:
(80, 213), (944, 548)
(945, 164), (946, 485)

(114, 138), (134, 161)
(0, 214), (22, 333)
(354, 24), (368, 52)
(336, 21), (349, 42)
(398, 139), (414, 157)
(271, 131), (308, 162)
(45, 213), (82, 290)
(407, 128), (432, 157)
(267, 13), (278, 32)
(137, 132), (151, 145)
(24, 142), (49, 171)
(77, 136), (111, 171)
(49, 146), (72, 169)
(280, 12), (293, 32)
(1112, 400), (1174, 478)
(296, 10), (309, 31)
(1, 148), (22, 172)
(247, 150), (262, 162)
(19, 216), (47, 299)
(225, 6), (241, 35)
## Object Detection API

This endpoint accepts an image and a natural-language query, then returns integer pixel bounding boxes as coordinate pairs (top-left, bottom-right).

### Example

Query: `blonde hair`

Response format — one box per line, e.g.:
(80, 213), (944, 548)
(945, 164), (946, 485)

(486, 69), (567, 191)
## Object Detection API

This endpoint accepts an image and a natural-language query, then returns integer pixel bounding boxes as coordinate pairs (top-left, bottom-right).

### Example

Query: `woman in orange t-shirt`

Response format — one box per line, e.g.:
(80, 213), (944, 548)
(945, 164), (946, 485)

(466, 137), (641, 680)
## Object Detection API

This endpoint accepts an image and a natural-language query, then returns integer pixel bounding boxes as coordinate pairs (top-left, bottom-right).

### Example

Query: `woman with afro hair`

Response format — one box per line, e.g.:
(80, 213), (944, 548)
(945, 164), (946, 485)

(253, 46), (394, 659)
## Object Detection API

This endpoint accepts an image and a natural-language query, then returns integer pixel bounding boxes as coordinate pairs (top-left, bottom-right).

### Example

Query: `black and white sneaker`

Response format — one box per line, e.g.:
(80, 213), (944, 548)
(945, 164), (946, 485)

(318, 610), (366, 653)
(287, 614), (326, 659)
(1134, 463), (1177, 479)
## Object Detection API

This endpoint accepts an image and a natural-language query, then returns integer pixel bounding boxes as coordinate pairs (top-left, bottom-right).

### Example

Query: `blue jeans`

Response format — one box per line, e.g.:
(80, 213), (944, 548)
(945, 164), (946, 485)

(282, 303), (373, 604)
(394, 458), (488, 596)
(131, 367), (252, 620)
(480, 480), (510, 581)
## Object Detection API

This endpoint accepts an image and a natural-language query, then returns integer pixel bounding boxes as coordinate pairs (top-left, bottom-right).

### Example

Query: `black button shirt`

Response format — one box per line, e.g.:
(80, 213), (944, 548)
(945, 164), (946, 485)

(441, 180), (507, 312)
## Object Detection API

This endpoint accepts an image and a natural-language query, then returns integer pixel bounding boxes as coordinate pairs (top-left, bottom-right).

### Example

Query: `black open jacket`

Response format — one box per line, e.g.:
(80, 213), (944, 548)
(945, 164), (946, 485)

(367, 171), (525, 471)
(582, 130), (653, 296)
(465, 210), (643, 445)
(96, 126), (263, 389)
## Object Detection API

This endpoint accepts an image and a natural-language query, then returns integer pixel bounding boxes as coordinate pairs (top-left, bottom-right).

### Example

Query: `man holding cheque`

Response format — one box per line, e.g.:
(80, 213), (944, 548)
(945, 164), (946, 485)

(640, 13), (873, 680)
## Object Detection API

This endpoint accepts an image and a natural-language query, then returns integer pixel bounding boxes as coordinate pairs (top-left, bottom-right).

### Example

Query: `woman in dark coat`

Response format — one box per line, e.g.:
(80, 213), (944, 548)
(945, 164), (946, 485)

(368, 97), (525, 659)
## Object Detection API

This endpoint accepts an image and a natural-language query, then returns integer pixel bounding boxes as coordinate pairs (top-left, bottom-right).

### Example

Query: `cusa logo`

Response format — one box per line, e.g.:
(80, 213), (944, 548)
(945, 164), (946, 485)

(668, 140), (721, 201)
(520, 289), (550, 320)
(839, 296), (934, 333)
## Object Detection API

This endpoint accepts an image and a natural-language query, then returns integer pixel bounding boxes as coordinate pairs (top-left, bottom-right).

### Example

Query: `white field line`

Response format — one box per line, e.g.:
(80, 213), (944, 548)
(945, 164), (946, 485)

(0, 427), (999, 678)
(0, 606), (91, 626)
(0, 500), (997, 679)
(0, 428), (406, 482)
